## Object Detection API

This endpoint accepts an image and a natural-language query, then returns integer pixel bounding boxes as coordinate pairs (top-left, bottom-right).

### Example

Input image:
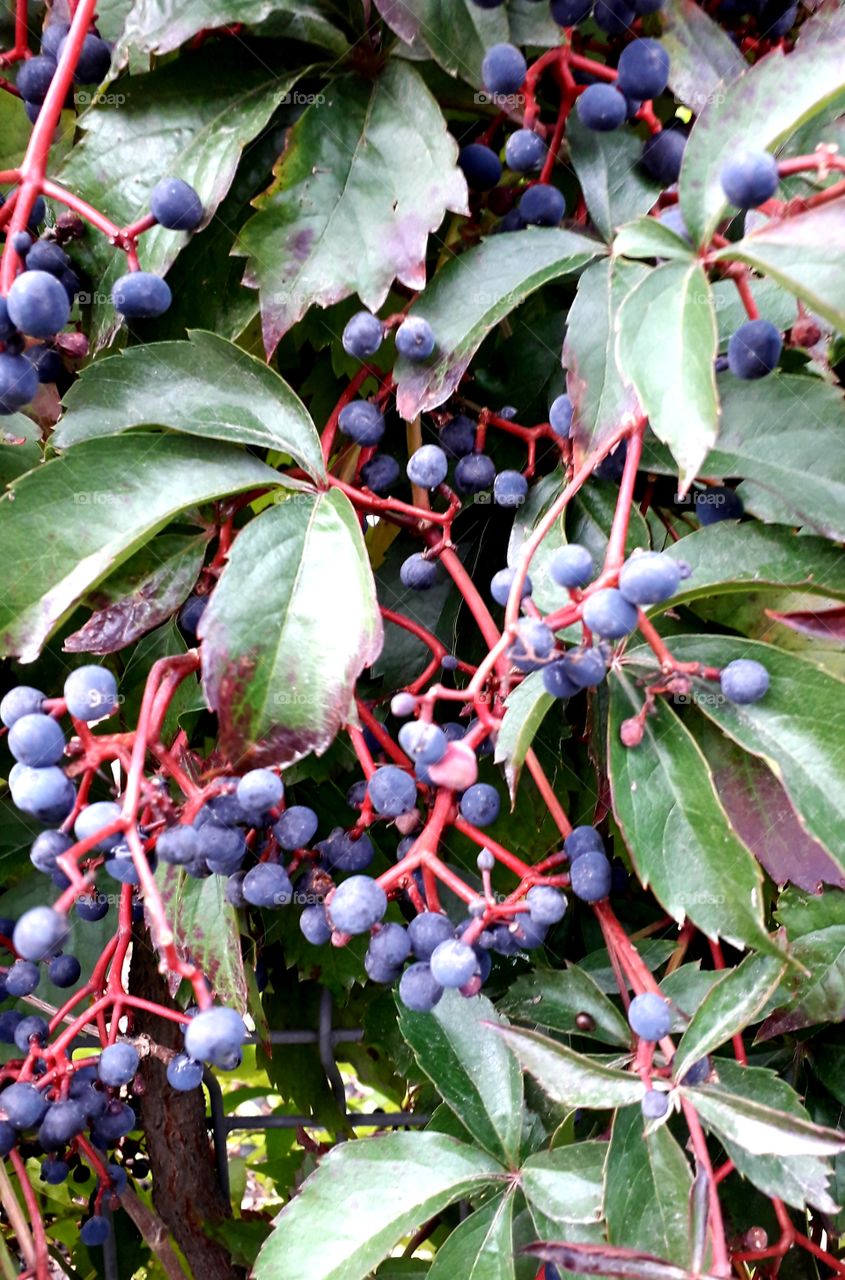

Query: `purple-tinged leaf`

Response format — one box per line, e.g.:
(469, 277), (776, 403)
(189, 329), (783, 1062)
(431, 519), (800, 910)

(200, 488), (383, 767)
(236, 62), (468, 356)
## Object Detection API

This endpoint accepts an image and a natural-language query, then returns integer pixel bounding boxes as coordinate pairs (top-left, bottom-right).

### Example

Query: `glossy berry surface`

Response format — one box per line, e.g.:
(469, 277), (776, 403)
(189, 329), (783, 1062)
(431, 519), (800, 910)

(342, 310), (383, 359)
(184, 1007), (248, 1068)
(727, 320), (782, 379)
(98, 1043), (140, 1087)
(642, 1089), (670, 1119)
(549, 394), (573, 438)
(720, 658), (770, 704)
(550, 544), (593, 589)
(569, 850), (612, 901)
(459, 783), (501, 827)
(493, 469), (528, 507)
(576, 84), (627, 132)
(490, 567), (532, 606)
(328, 876), (388, 934)
(721, 150), (779, 209)
(454, 453), (496, 494)
(616, 40), (670, 99)
(8, 712), (65, 766)
(518, 184), (565, 226)
(400, 553), (437, 590)
(396, 317), (436, 362)
(338, 399), (385, 445)
(64, 665), (119, 720)
(0, 686), (44, 727)
(7, 269), (70, 338)
(368, 766), (417, 816)
(430, 939), (477, 988)
(112, 272), (172, 318)
(618, 551), (682, 606)
(407, 444), (448, 489)
(481, 43), (527, 96)
(504, 129), (546, 172)
(458, 143), (502, 191)
(150, 177), (204, 230)
(399, 962), (443, 1012)
(551, 0), (594, 22)
(628, 992), (672, 1041)
(641, 129), (686, 184)
(581, 588), (639, 638)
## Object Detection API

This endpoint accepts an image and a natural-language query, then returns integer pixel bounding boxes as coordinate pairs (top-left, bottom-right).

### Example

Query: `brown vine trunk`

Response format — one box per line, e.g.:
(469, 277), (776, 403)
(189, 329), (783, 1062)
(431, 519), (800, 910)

(129, 928), (244, 1280)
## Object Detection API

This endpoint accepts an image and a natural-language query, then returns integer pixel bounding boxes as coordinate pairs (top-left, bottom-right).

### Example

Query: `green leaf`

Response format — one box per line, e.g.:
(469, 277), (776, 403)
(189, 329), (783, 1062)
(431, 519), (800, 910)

(616, 261), (719, 486)
(716, 198), (845, 334)
(711, 277), (797, 346)
(491, 1025), (644, 1109)
(566, 481), (651, 566)
(0, 435), (280, 662)
(695, 374), (845, 539)
(694, 1059), (842, 1212)
(613, 217), (695, 263)
(427, 1192), (515, 1280)
(156, 866), (247, 1011)
(672, 952), (786, 1082)
(608, 670), (774, 953)
(374, 0), (508, 86)
(398, 990), (524, 1167)
(248, 3), (350, 53)
(679, 36), (845, 244)
(395, 230), (602, 420)
(237, 63), (467, 356)
(685, 1073), (845, 1157)
(659, 522), (845, 610)
(520, 1143), (607, 1227)
(63, 531), (209, 655)
(199, 488), (382, 765)
(580, 939), (676, 994)
(606, 1105), (693, 1266)
(640, 636), (845, 878)
(114, 0), (347, 64)
(659, 0), (746, 112)
(58, 48), (287, 348)
(497, 964), (633, 1048)
(567, 117), (661, 243)
(564, 258), (649, 459)
(494, 671), (554, 799)
(54, 331), (325, 482)
(764, 888), (845, 1033)
(252, 1132), (503, 1280)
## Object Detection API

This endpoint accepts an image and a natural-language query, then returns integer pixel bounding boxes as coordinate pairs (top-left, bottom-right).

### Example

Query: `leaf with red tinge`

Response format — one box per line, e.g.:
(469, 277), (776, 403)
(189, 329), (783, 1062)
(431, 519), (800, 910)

(64, 533), (210, 655)
(525, 1241), (717, 1280)
(236, 62), (468, 357)
(199, 488), (383, 767)
(0, 434), (284, 664)
(716, 198), (845, 334)
(767, 604), (845, 642)
(564, 257), (648, 461)
(395, 230), (601, 420)
(156, 865), (247, 1012)
(374, 0), (508, 86)
(693, 716), (844, 893)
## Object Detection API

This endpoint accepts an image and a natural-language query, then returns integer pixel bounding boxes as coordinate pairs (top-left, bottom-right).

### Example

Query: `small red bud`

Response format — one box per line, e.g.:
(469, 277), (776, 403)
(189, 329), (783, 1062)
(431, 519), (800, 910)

(791, 316), (822, 348)
(744, 1227), (768, 1252)
(620, 716), (644, 748)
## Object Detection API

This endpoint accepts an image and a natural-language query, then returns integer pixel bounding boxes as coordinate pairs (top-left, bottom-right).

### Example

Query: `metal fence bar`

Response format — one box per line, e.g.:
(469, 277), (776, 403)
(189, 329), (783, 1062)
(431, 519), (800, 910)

(224, 1111), (429, 1132)
(205, 992), (429, 1199)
